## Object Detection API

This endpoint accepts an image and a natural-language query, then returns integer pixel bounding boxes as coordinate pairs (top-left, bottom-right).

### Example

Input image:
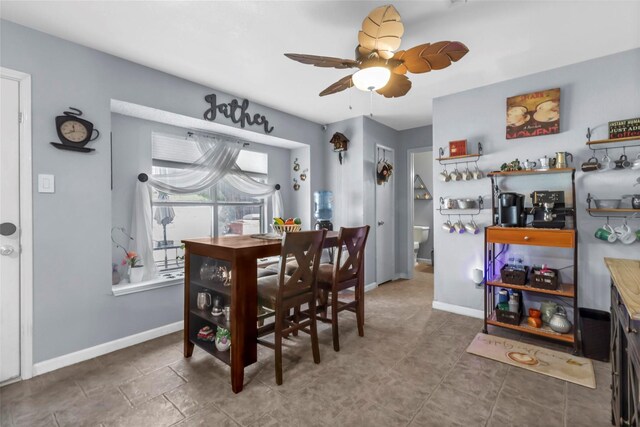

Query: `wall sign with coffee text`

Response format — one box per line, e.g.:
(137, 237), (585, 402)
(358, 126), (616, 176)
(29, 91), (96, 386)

(609, 118), (640, 140)
(506, 88), (560, 140)
(203, 93), (274, 134)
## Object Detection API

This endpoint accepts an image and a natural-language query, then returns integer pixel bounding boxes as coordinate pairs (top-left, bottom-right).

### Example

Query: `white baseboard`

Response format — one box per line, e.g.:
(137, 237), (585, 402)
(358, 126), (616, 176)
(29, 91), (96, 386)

(32, 321), (183, 377)
(432, 301), (484, 319)
(364, 282), (378, 292)
(417, 258), (432, 265)
(394, 273), (409, 280)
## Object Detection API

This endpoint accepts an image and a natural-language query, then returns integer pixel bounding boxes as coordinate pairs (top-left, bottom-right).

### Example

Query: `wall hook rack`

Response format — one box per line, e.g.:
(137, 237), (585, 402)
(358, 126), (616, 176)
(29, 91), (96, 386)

(437, 196), (484, 216)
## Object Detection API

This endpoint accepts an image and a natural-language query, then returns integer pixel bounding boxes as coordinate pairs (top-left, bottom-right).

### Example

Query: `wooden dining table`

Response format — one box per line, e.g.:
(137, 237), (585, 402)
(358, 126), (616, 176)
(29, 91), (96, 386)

(182, 231), (339, 393)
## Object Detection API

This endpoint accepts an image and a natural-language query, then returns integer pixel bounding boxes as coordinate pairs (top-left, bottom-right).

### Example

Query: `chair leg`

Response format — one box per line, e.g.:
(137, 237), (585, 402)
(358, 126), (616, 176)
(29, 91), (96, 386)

(318, 289), (328, 319)
(310, 300), (321, 364)
(331, 291), (340, 352)
(274, 309), (283, 385)
(356, 286), (364, 337)
(292, 306), (300, 337)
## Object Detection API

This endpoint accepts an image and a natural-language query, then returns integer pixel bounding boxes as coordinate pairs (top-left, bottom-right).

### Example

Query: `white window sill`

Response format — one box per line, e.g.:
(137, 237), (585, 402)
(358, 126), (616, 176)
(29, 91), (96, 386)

(112, 275), (183, 296)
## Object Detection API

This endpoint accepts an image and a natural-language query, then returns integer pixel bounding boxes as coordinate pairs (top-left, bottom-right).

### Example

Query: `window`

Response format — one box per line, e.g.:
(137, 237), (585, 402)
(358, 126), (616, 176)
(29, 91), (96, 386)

(151, 132), (268, 272)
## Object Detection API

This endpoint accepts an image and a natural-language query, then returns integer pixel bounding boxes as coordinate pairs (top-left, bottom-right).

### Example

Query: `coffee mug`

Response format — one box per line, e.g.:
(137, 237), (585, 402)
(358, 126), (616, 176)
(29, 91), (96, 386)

(595, 224), (617, 242)
(439, 169), (451, 182)
(636, 229), (640, 241)
(599, 153), (614, 171)
(615, 154), (631, 170)
(442, 220), (455, 233)
(473, 165), (483, 180)
(462, 166), (472, 181)
(450, 168), (462, 181)
(632, 154), (640, 170)
(615, 224), (636, 245)
(465, 219), (480, 235)
(581, 157), (600, 172)
(453, 220), (466, 234)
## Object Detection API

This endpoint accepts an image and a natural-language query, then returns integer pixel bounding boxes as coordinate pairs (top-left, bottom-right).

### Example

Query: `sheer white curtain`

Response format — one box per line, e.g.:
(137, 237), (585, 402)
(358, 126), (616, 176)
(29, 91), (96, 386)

(130, 133), (283, 281)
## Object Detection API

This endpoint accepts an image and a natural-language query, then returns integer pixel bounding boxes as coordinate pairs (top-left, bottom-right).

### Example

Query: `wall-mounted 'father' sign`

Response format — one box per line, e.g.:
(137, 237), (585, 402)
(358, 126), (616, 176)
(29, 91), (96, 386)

(203, 93), (274, 134)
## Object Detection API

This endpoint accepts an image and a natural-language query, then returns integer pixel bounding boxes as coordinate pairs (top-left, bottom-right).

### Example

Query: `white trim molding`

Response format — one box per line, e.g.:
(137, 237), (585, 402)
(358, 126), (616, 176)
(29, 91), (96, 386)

(417, 258), (433, 265)
(33, 321), (183, 377)
(432, 301), (484, 319)
(112, 276), (183, 296)
(1, 67), (34, 381)
(364, 281), (378, 293)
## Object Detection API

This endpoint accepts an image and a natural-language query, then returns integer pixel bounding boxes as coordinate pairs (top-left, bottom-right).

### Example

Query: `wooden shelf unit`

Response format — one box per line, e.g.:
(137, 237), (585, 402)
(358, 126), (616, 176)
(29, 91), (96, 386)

(484, 169), (579, 353)
(587, 208), (640, 214)
(487, 167), (574, 177)
(487, 313), (575, 344)
(436, 153), (481, 162)
(485, 279), (575, 298)
(586, 136), (640, 146)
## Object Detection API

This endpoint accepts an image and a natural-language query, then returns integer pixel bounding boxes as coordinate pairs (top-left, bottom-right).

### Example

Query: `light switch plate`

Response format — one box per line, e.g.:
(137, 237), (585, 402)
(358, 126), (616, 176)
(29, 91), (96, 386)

(38, 174), (55, 193)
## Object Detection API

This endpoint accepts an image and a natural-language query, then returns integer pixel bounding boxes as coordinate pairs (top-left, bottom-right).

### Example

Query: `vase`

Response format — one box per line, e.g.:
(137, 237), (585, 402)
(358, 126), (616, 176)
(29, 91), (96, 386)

(215, 335), (231, 352)
(129, 266), (144, 283)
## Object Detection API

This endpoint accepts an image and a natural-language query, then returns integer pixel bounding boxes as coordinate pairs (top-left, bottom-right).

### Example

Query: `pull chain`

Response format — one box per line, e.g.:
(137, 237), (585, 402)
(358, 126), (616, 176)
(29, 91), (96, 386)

(369, 90), (374, 117)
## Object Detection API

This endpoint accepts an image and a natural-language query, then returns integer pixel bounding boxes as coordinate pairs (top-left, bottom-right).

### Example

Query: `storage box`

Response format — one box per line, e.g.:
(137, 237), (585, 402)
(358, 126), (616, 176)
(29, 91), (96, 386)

(500, 265), (529, 285)
(531, 267), (560, 290)
(496, 308), (521, 325)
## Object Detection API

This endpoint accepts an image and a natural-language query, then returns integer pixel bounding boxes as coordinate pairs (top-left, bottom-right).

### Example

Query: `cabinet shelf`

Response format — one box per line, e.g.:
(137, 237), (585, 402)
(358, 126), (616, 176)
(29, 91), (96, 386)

(488, 168), (575, 177)
(191, 279), (232, 297)
(487, 313), (575, 343)
(190, 308), (231, 330)
(188, 328), (231, 366)
(486, 279), (575, 298)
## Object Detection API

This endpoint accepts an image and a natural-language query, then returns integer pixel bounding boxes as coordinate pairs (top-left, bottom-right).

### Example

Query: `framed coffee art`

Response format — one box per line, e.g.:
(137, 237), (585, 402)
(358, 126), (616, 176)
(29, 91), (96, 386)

(506, 88), (560, 140)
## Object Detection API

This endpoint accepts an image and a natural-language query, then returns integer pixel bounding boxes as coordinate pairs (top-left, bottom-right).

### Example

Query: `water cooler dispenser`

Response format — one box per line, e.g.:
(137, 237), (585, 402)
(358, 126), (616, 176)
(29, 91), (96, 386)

(314, 190), (333, 231)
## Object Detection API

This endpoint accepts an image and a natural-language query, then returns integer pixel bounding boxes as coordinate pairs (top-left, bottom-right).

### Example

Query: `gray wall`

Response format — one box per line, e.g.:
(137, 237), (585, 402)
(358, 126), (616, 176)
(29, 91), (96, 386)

(413, 150), (434, 261)
(1, 20), (324, 363)
(433, 48), (640, 313)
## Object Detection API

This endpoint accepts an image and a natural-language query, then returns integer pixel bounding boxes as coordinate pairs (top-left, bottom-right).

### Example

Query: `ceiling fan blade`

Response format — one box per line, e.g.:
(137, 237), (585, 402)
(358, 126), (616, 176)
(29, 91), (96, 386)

(284, 53), (358, 69)
(393, 41), (469, 74)
(319, 75), (353, 97)
(357, 5), (404, 60)
(376, 73), (412, 98)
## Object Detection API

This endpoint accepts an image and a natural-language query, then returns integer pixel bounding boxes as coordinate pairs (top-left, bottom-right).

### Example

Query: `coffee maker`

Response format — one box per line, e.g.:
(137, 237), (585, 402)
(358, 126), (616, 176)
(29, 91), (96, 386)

(531, 191), (566, 229)
(497, 192), (526, 227)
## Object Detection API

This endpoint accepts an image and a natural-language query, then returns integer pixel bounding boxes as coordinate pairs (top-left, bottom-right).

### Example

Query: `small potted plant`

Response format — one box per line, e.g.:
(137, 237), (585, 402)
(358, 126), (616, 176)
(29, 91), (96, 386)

(123, 251), (144, 283)
(215, 327), (231, 352)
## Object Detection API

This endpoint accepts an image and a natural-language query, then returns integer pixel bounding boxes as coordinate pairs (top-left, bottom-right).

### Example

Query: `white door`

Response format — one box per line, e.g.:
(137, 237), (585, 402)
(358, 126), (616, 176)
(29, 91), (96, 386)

(1, 77), (21, 382)
(375, 146), (394, 284)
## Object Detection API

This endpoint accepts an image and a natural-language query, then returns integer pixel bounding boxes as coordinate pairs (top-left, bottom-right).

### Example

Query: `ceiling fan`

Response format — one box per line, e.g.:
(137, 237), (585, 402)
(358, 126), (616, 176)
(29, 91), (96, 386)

(285, 4), (469, 98)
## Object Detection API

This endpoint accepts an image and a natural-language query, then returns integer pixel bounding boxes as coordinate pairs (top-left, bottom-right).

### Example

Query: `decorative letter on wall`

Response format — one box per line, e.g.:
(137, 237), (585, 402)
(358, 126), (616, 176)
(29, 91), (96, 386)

(203, 93), (274, 134)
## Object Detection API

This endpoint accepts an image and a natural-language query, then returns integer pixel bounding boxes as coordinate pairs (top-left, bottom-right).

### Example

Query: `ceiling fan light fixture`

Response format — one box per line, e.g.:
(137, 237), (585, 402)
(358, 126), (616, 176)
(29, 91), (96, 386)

(352, 66), (391, 91)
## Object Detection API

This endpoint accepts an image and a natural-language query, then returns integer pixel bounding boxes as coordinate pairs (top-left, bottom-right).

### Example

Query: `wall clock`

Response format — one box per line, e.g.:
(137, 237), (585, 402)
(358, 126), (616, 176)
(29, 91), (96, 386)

(50, 107), (100, 152)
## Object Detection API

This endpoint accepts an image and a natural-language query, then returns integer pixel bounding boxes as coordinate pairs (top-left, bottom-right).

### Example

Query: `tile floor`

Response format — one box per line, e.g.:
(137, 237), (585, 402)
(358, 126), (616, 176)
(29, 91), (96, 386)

(1, 266), (610, 426)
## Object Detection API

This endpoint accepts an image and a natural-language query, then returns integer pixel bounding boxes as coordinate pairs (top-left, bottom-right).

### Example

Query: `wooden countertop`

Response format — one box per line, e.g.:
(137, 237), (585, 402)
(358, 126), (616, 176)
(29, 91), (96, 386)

(605, 257), (640, 320)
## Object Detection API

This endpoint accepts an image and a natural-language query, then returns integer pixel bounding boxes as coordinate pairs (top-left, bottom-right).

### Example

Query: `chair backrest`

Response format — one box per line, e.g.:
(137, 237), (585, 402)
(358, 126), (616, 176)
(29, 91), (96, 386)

(333, 225), (370, 283)
(276, 229), (327, 301)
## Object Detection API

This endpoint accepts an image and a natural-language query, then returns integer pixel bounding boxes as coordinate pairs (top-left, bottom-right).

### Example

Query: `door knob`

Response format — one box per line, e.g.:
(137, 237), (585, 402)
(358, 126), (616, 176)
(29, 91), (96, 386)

(0, 223), (17, 236)
(378, 221), (385, 226)
(0, 246), (15, 256)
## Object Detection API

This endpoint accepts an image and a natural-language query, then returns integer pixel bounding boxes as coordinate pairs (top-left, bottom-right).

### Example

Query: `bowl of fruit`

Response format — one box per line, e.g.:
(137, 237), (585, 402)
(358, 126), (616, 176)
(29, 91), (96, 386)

(272, 217), (302, 235)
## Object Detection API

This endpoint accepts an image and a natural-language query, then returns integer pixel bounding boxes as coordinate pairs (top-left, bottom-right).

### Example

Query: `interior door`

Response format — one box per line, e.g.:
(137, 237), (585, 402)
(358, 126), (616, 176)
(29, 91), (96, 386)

(1, 77), (21, 382)
(375, 146), (394, 284)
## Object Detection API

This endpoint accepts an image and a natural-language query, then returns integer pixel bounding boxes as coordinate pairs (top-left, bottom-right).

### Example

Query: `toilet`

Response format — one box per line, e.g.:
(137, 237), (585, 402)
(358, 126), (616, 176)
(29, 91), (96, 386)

(413, 226), (430, 264)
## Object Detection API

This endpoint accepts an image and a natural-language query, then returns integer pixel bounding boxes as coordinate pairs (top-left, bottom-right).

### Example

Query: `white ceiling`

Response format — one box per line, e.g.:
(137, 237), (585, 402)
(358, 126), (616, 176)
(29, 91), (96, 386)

(2, 1), (639, 130)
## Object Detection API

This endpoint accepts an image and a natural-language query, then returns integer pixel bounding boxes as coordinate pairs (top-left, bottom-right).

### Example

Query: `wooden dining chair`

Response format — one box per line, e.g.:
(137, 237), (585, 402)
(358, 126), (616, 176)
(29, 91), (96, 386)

(256, 229), (326, 385)
(316, 225), (370, 352)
